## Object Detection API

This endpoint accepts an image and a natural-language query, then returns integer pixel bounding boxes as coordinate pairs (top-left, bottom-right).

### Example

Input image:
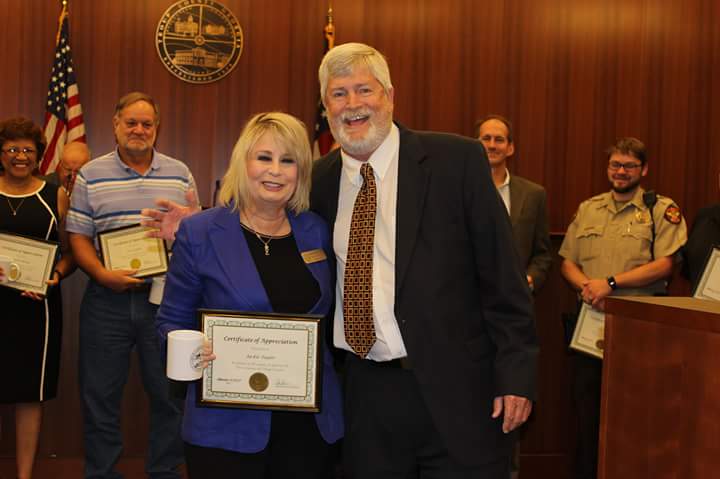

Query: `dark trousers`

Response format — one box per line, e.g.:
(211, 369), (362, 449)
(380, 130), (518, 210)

(184, 411), (331, 479)
(79, 281), (184, 479)
(343, 355), (509, 479)
(572, 353), (602, 479)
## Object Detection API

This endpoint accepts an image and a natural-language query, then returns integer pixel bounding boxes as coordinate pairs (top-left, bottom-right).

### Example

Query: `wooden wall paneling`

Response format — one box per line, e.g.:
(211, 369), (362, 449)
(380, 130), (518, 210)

(510, 0), (555, 188)
(1, 1), (719, 475)
(286, 0), (325, 133)
(560, 0), (602, 228)
(681, 0), (720, 220)
(373, 0), (428, 130)
(611, 1), (650, 144)
(539, 2), (573, 233)
(467, 0), (511, 135)
(2, 1), (56, 120)
(651, 0), (694, 205)
(331, 0), (366, 47)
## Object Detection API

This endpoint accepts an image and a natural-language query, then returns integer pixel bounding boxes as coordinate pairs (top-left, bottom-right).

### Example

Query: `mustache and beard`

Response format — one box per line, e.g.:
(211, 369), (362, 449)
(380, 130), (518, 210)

(610, 173), (642, 194)
(328, 107), (392, 159)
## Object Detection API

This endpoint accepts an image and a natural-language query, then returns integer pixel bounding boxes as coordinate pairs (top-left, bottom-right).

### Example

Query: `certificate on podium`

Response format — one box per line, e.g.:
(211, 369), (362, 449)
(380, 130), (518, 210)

(98, 224), (169, 278)
(693, 245), (720, 302)
(198, 310), (322, 412)
(570, 303), (606, 359)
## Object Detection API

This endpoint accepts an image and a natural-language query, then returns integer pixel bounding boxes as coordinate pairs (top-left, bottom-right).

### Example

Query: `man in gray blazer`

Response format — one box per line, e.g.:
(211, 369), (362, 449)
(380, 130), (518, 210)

(477, 115), (552, 293)
(477, 115), (552, 479)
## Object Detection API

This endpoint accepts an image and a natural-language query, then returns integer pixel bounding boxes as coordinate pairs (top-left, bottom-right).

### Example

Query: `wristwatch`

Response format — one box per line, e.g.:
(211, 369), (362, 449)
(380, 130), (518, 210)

(606, 276), (618, 290)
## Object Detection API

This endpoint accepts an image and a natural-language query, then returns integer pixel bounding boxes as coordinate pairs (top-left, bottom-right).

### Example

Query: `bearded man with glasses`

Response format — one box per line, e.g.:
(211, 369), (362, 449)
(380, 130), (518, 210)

(558, 137), (687, 479)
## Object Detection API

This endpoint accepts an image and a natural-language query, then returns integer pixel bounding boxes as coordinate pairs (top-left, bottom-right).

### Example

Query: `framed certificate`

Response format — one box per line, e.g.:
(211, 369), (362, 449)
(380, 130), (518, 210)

(693, 245), (720, 302)
(0, 231), (59, 295)
(98, 224), (169, 278)
(570, 303), (606, 359)
(199, 310), (322, 412)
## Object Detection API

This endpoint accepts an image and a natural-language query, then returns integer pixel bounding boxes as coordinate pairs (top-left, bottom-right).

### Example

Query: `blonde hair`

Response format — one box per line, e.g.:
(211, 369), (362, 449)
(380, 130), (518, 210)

(319, 42), (393, 102)
(217, 112), (312, 214)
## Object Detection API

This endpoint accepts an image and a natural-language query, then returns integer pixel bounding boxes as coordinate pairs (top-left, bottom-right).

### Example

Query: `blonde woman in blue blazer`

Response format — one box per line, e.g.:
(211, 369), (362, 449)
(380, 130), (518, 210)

(156, 112), (343, 479)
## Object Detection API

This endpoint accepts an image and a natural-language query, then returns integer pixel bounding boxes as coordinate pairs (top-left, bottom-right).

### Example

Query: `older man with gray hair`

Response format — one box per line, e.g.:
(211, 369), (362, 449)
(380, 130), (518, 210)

(310, 42), (538, 479)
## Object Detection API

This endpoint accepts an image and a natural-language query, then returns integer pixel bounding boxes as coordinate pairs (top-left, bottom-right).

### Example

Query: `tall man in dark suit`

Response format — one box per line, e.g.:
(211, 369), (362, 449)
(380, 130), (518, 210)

(477, 115), (551, 478)
(477, 115), (552, 293)
(311, 42), (538, 479)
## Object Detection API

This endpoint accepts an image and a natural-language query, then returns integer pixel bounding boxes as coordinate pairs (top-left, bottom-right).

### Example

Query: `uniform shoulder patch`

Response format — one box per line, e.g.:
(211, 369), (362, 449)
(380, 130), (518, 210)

(663, 204), (682, 224)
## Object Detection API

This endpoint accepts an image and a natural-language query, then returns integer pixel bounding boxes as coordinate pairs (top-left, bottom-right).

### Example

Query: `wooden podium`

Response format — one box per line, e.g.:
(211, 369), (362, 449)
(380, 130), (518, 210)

(598, 296), (720, 479)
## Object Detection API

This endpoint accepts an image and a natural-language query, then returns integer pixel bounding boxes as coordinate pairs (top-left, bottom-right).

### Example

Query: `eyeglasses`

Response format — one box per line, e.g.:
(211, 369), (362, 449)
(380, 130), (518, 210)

(608, 161), (642, 171)
(2, 147), (37, 156)
(58, 162), (82, 175)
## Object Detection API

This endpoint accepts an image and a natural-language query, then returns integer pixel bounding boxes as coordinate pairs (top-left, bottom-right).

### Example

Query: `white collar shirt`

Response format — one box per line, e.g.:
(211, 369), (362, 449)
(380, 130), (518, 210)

(333, 124), (407, 360)
(497, 168), (511, 215)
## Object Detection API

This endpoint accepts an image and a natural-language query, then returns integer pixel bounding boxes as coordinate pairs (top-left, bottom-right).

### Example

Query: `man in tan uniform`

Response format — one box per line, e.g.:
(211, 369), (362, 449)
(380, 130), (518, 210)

(559, 137), (687, 479)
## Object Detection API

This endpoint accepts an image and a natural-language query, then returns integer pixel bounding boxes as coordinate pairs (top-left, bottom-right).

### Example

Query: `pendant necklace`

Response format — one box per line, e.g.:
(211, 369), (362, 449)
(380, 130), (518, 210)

(243, 211), (287, 256)
(257, 233), (272, 256)
(6, 196), (27, 216)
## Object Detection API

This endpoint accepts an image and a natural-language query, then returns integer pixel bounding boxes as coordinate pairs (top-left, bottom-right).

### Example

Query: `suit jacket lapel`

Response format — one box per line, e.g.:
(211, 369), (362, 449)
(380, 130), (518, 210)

(314, 150), (343, 225)
(395, 126), (430, 295)
(287, 213), (330, 315)
(509, 177), (525, 227)
(209, 207), (271, 311)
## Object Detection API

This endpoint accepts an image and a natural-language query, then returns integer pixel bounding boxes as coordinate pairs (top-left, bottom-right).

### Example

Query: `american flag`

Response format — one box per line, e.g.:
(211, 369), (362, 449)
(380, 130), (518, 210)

(312, 7), (336, 160)
(40, 4), (86, 175)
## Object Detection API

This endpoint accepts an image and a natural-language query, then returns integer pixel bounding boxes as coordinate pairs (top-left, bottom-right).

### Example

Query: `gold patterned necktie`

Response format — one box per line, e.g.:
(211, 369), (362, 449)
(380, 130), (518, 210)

(343, 162), (377, 358)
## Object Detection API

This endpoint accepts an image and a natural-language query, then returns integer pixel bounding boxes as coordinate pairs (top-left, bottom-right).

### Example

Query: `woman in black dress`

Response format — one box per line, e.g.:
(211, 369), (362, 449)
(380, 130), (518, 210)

(0, 117), (75, 479)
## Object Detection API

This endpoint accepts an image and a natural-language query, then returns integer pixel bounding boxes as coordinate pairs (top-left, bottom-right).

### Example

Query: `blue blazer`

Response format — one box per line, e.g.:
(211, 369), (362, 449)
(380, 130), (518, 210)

(156, 206), (343, 453)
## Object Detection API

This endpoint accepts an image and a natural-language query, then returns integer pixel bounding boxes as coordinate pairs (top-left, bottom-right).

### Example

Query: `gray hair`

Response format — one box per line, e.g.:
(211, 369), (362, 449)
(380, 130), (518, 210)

(319, 43), (393, 101)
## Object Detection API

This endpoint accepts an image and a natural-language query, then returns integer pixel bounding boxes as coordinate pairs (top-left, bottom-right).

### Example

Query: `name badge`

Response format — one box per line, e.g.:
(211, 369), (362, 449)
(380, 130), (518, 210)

(301, 249), (327, 264)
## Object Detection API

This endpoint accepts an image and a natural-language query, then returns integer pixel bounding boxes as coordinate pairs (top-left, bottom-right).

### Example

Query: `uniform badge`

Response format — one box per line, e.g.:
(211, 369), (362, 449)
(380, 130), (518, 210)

(663, 205), (681, 224)
(635, 210), (651, 223)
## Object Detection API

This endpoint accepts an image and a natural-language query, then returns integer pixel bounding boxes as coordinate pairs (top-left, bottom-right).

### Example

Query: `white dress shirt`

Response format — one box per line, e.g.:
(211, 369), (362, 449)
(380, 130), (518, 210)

(497, 168), (511, 215)
(333, 124), (407, 361)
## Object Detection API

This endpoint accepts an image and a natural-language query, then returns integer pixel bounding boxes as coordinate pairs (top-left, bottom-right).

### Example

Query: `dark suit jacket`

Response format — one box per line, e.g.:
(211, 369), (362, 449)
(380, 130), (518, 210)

(509, 175), (552, 291)
(41, 171), (60, 186)
(155, 206), (344, 452)
(311, 124), (538, 465)
(683, 203), (720, 289)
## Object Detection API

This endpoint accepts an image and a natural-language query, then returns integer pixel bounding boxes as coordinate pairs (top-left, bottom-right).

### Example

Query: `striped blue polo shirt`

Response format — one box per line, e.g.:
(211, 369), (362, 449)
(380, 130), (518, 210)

(66, 149), (196, 241)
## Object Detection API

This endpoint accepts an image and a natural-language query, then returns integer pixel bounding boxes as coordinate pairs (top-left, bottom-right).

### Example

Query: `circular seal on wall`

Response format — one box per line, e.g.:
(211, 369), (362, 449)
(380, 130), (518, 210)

(156, 0), (243, 84)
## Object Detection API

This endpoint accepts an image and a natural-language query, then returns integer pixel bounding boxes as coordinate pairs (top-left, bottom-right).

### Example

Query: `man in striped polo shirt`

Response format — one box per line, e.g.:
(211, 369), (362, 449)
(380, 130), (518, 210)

(67, 92), (194, 479)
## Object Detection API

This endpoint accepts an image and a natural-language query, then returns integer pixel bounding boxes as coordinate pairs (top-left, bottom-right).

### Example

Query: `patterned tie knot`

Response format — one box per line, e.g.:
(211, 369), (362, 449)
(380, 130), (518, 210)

(360, 163), (375, 187)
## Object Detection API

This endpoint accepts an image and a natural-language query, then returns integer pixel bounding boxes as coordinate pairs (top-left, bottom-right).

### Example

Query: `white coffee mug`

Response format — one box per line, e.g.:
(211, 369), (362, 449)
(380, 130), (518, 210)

(0, 255), (21, 284)
(167, 330), (205, 381)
